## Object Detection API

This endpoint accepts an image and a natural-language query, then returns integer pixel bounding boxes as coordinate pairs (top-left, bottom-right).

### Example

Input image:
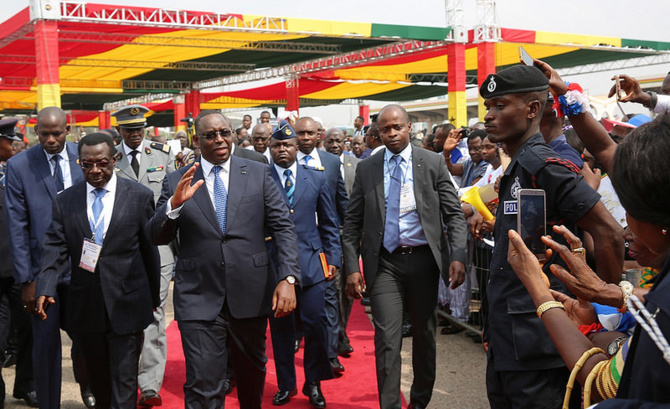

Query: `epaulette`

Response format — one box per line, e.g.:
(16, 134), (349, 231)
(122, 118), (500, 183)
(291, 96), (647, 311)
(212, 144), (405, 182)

(149, 142), (171, 154)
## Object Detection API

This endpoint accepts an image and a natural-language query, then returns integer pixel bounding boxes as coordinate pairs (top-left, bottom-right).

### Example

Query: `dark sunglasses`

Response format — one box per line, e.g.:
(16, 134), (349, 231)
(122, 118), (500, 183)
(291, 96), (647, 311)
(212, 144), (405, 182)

(200, 129), (233, 141)
(81, 160), (112, 169)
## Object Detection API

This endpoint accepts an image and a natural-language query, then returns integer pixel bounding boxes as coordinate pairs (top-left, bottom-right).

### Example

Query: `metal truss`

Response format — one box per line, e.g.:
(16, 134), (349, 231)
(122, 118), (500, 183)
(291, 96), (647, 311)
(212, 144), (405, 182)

(556, 53), (670, 76)
(59, 1), (287, 33)
(50, 30), (342, 54)
(3, 55), (256, 72)
(193, 40), (448, 90)
(0, 21), (35, 50)
(473, 0), (500, 43)
(103, 93), (175, 111)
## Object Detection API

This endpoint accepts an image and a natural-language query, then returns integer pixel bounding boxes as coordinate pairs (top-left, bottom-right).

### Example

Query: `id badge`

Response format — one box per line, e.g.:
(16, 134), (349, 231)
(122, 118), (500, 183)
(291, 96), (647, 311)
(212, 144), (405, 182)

(79, 238), (102, 273)
(399, 183), (417, 214)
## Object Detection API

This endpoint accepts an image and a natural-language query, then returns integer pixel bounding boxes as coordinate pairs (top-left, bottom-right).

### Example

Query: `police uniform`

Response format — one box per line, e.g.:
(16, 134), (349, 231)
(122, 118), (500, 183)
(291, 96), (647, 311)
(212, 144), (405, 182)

(480, 67), (601, 408)
(111, 105), (176, 403)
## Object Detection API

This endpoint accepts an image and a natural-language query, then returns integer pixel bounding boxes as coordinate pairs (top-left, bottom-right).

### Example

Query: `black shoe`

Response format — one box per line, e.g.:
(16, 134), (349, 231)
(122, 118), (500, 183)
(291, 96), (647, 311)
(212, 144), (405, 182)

(360, 297), (371, 307)
(330, 357), (344, 376)
(407, 404), (424, 409)
(302, 382), (326, 408)
(3, 352), (17, 368)
(338, 339), (354, 357)
(138, 389), (162, 407)
(402, 324), (412, 338)
(80, 384), (96, 409)
(13, 391), (38, 408)
(223, 377), (236, 396)
(441, 324), (464, 335)
(272, 388), (297, 405)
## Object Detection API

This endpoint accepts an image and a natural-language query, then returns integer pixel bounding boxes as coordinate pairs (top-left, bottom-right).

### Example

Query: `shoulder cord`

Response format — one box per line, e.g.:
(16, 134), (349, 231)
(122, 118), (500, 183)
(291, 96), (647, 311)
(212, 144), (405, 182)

(628, 294), (670, 365)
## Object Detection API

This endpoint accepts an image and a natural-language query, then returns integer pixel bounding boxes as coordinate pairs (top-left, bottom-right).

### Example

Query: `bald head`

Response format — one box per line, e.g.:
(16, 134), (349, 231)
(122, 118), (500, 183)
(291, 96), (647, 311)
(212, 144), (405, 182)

(251, 123), (271, 153)
(378, 104), (410, 123)
(36, 106), (67, 127)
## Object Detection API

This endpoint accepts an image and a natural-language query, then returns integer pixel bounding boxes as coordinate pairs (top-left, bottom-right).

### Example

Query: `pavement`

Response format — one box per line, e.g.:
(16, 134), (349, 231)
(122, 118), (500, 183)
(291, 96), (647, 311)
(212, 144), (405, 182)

(1, 283), (489, 408)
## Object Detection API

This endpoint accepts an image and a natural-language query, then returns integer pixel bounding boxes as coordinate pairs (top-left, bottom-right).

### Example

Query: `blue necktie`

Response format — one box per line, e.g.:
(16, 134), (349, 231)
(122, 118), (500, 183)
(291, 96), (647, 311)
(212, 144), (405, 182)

(52, 155), (64, 192)
(91, 188), (106, 245)
(383, 155), (403, 253)
(212, 166), (228, 234)
(284, 169), (295, 205)
(304, 154), (312, 168)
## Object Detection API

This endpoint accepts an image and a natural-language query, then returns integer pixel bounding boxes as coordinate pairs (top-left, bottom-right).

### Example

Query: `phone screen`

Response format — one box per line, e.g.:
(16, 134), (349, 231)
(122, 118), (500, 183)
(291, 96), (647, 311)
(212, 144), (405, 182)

(517, 189), (546, 261)
(519, 46), (534, 66)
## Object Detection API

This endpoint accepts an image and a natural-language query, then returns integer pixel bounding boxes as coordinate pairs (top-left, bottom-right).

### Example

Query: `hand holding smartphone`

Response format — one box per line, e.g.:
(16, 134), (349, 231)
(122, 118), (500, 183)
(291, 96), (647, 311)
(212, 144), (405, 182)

(519, 46), (534, 66)
(517, 189), (547, 262)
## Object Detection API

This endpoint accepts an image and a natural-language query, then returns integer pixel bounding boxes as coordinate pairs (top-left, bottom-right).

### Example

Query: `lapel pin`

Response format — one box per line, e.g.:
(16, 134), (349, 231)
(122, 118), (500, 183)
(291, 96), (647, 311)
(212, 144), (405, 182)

(145, 147), (151, 155)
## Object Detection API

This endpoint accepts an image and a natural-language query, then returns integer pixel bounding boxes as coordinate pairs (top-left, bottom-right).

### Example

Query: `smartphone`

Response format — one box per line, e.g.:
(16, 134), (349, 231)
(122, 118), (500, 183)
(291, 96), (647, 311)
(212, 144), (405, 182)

(519, 46), (534, 66)
(517, 189), (547, 261)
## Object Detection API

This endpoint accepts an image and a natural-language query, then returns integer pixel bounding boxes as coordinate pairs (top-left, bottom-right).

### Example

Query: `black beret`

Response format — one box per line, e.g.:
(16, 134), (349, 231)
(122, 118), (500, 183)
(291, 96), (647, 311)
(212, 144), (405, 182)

(271, 120), (296, 140)
(479, 65), (548, 99)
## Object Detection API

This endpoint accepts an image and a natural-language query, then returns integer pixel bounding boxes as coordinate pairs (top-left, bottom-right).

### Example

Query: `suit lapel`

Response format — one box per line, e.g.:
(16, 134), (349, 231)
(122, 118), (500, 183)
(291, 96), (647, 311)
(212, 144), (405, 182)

(411, 146), (425, 217)
(32, 147), (57, 201)
(372, 153), (385, 222)
(225, 157), (248, 235)
(115, 147), (138, 181)
(103, 179), (130, 245)
(292, 165), (309, 208)
(66, 143), (84, 185)
(71, 183), (92, 239)
(269, 164), (290, 206)
(191, 161), (220, 234)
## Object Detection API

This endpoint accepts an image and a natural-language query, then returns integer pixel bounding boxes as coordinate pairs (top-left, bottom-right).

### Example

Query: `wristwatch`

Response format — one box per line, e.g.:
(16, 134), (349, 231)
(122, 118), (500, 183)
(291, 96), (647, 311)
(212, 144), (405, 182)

(607, 336), (628, 357)
(285, 275), (297, 285)
(617, 280), (634, 313)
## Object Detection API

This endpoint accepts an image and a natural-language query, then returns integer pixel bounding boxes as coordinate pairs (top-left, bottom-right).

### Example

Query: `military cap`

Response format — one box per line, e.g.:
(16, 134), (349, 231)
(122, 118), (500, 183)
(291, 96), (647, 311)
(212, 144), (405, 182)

(479, 65), (549, 99)
(0, 118), (22, 141)
(271, 120), (296, 140)
(111, 105), (149, 128)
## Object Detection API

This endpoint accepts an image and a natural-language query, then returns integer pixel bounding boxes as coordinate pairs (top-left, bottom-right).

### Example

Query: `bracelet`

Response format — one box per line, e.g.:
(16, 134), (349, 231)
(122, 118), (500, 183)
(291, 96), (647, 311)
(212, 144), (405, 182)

(563, 347), (605, 409)
(555, 82), (591, 117)
(536, 300), (565, 318)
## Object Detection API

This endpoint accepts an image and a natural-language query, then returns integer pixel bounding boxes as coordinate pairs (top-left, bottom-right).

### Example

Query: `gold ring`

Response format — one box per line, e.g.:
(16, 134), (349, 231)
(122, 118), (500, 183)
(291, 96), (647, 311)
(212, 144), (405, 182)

(572, 247), (586, 262)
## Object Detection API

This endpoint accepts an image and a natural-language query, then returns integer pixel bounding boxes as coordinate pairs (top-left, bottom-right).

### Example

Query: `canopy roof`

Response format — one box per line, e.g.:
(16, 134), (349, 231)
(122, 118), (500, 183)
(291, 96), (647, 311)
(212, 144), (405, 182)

(1, 2), (669, 124)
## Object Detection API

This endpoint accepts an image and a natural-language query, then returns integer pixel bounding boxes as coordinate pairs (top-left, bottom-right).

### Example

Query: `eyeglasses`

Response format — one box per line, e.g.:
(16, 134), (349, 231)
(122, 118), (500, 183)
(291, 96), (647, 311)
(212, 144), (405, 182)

(199, 129), (233, 141)
(81, 160), (112, 169)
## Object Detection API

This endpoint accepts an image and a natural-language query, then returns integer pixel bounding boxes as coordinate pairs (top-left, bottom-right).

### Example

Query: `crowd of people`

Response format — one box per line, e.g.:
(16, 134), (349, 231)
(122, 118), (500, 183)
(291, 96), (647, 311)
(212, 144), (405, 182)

(0, 59), (668, 409)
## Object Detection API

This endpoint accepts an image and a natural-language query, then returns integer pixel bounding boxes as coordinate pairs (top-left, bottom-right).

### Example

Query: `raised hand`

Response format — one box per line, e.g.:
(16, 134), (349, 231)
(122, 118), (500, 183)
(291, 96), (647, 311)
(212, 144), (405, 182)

(171, 163), (205, 209)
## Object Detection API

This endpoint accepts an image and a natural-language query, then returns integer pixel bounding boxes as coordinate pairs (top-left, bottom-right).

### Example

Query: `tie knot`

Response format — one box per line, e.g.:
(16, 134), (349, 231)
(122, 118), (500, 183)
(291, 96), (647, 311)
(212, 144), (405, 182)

(212, 165), (222, 175)
(51, 154), (61, 163)
(304, 154), (312, 163)
(392, 154), (402, 164)
(284, 169), (292, 178)
(93, 188), (106, 199)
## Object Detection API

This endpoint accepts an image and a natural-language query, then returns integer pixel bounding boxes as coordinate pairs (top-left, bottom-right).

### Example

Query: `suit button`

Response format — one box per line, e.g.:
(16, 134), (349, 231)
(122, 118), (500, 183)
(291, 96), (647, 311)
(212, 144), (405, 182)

(222, 238), (227, 244)
(379, 231), (382, 236)
(221, 262), (225, 267)
(290, 209), (294, 214)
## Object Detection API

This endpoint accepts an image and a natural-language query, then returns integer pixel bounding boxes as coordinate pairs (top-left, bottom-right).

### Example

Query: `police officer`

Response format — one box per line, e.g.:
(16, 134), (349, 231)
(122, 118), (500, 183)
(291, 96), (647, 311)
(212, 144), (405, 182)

(479, 65), (624, 409)
(112, 105), (176, 407)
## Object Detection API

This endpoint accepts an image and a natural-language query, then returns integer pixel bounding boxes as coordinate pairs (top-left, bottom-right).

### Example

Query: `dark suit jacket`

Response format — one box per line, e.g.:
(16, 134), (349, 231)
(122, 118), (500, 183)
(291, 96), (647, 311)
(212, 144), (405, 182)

(316, 150), (348, 222)
(342, 146), (467, 291)
(149, 156), (300, 321)
(36, 178), (160, 335)
(342, 154), (360, 197)
(234, 145), (269, 164)
(269, 164), (341, 287)
(0, 185), (14, 278)
(5, 143), (84, 284)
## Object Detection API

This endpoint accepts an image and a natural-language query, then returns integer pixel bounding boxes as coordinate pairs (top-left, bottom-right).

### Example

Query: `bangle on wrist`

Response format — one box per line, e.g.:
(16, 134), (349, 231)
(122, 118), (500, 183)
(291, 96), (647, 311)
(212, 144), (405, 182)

(536, 300), (565, 318)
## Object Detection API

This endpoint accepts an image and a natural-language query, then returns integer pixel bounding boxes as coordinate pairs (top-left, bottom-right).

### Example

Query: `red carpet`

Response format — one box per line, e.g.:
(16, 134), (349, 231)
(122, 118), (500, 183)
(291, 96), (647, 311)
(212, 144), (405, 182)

(160, 301), (392, 408)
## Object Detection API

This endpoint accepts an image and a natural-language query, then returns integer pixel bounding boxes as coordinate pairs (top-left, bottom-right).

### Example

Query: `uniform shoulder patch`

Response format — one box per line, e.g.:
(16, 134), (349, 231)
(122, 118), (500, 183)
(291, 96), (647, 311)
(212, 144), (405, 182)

(150, 142), (171, 153)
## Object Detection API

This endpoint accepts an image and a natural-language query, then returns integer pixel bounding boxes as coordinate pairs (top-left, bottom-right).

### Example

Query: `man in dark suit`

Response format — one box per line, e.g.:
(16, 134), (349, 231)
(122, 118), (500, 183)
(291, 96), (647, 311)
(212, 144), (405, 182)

(149, 110), (300, 409)
(268, 121), (340, 408)
(293, 117), (348, 374)
(35, 133), (160, 409)
(342, 104), (468, 409)
(0, 118), (36, 408)
(112, 104), (175, 407)
(5, 107), (93, 409)
(323, 127), (360, 356)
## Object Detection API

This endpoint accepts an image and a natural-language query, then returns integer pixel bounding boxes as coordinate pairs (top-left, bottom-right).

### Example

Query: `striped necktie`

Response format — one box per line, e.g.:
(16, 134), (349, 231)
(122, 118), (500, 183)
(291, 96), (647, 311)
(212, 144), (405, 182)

(284, 169), (295, 205)
(383, 155), (403, 253)
(212, 165), (228, 234)
(91, 188), (106, 245)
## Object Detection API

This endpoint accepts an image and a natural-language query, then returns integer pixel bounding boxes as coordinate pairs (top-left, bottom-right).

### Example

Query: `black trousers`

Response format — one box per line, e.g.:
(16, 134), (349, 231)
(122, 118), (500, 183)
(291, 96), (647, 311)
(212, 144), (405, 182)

(370, 246), (439, 409)
(179, 305), (267, 409)
(77, 328), (143, 409)
(0, 277), (33, 398)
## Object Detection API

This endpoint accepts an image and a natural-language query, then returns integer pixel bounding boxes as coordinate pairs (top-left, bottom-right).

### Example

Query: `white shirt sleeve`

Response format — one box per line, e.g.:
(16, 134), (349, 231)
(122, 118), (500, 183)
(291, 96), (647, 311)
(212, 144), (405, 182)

(654, 94), (670, 114)
(165, 196), (184, 219)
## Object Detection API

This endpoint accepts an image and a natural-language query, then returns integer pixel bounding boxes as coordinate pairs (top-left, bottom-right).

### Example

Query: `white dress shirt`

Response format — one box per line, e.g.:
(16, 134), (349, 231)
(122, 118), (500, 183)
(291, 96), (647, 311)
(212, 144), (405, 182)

(45, 147), (73, 189)
(297, 148), (323, 168)
(123, 140), (144, 167)
(167, 157), (230, 218)
(274, 161), (298, 188)
(86, 173), (117, 241)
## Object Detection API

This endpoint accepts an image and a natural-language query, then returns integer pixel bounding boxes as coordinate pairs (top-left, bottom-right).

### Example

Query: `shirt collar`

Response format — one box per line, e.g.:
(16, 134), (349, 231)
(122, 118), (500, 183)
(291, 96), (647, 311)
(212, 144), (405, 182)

(371, 145), (385, 156)
(122, 140), (144, 156)
(86, 172), (117, 196)
(297, 148), (318, 161)
(384, 143), (412, 164)
(200, 155), (231, 177)
(44, 145), (68, 162)
(273, 160), (298, 178)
